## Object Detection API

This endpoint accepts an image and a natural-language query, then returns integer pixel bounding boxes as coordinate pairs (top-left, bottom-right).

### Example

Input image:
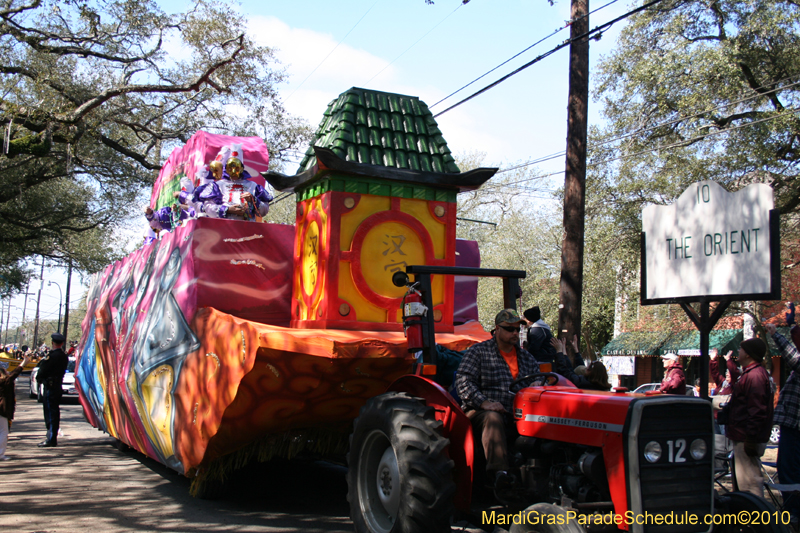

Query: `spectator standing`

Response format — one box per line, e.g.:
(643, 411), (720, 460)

(726, 337), (773, 498)
(550, 337), (611, 391)
(36, 333), (68, 447)
(0, 354), (31, 459)
(455, 308), (539, 491)
(659, 353), (686, 395)
(523, 306), (557, 364)
(710, 350), (740, 405)
(766, 319), (800, 521)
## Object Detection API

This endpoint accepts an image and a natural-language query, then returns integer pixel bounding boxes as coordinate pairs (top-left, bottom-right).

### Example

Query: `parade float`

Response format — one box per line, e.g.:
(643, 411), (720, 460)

(0, 355), (36, 373)
(74, 90), (767, 533)
(75, 87), (498, 492)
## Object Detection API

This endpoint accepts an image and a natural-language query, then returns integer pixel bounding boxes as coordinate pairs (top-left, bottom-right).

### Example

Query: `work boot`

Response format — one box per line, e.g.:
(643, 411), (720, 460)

(494, 470), (516, 491)
(493, 471), (519, 505)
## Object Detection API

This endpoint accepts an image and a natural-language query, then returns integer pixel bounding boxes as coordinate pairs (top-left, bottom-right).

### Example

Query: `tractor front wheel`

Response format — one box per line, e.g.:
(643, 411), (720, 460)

(714, 491), (785, 533)
(347, 392), (455, 533)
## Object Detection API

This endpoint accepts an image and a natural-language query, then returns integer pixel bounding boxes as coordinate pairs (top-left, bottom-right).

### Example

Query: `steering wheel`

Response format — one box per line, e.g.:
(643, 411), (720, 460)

(510, 372), (561, 390)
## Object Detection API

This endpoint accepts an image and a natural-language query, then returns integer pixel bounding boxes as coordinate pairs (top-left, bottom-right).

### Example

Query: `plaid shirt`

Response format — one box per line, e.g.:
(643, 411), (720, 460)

(455, 338), (540, 413)
(771, 328), (800, 430)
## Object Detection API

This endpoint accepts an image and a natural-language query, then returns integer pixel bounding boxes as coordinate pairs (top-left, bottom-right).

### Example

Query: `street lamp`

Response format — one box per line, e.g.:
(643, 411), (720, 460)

(47, 281), (62, 334)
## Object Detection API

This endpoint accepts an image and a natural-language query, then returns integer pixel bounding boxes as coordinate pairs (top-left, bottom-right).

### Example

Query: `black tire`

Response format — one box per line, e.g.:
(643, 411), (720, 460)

(714, 491), (788, 533)
(509, 503), (586, 533)
(347, 392), (455, 533)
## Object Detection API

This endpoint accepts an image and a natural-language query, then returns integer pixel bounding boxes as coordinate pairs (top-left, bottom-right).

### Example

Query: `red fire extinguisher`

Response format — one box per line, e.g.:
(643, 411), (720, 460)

(402, 286), (427, 353)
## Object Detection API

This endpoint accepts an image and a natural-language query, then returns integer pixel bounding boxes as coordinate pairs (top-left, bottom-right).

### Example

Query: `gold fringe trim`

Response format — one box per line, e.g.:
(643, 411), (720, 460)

(189, 427), (350, 497)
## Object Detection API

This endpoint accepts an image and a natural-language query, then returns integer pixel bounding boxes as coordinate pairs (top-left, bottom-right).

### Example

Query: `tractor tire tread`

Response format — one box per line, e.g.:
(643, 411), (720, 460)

(347, 392), (456, 533)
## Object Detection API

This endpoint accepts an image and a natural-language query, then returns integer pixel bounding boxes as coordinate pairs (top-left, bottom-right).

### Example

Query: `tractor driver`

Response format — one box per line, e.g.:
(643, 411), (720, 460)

(455, 308), (540, 492)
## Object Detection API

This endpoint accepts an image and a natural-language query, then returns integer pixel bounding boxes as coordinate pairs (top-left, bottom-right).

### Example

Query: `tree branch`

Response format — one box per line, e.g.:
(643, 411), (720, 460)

(64, 34), (245, 123)
(96, 133), (160, 171)
(738, 62), (785, 111)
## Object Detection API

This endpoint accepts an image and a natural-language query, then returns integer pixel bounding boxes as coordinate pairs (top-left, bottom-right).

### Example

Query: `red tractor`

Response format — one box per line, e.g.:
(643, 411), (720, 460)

(346, 266), (786, 533)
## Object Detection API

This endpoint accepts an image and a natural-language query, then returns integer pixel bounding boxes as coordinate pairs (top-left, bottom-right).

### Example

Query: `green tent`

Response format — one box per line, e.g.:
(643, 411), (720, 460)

(600, 329), (745, 358)
(600, 331), (671, 357)
(658, 329), (743, 357)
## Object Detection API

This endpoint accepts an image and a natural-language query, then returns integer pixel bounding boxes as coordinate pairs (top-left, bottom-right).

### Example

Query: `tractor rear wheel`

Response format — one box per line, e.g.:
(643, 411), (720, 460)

(509, 503), (586, 533)
(347, 392), (455, 533)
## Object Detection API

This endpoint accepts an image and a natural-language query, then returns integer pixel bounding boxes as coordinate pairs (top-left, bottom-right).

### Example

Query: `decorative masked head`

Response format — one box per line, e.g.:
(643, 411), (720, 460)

(226, 157), (243, 180)
(209, 160), (224, 181)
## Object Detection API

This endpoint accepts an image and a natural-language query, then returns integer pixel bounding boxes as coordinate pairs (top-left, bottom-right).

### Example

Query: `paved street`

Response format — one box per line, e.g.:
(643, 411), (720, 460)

(2, 375), (489, 533)
(1, 374), (356, 533)
(6, 373), (776, 533)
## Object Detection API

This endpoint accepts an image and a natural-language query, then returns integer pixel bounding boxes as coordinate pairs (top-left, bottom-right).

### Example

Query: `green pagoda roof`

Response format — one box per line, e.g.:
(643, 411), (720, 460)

(264, 87), (497, 194)
(297, 87), (460, 174)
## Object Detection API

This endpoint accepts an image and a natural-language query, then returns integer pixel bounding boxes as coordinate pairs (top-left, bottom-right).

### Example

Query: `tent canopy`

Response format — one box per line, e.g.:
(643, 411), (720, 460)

(659, 329), (743, 357)
(601, 329), (745, 358)
(601, 331), (671, 357)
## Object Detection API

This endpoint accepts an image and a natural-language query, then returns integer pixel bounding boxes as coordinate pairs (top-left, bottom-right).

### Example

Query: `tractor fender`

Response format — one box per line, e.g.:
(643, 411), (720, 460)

(387, 375), (474, 513)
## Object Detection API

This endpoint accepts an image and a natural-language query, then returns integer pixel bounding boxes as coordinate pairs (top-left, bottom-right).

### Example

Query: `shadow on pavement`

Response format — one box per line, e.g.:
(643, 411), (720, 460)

(2, 376), (352, 533)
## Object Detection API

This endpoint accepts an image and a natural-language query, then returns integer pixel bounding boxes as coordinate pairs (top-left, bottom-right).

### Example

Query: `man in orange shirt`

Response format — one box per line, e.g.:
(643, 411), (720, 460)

(455, 309), (540, 491)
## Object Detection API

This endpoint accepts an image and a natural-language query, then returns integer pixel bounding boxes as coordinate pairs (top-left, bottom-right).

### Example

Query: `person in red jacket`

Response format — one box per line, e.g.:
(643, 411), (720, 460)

(710, 350), (741, 396)
(659, 353), (686, 394)
(726, 337), (773, 497)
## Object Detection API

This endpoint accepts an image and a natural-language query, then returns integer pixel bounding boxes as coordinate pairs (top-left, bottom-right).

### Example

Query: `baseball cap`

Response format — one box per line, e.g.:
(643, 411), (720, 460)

(661, 353), (678, 362)
(495, 308), (525, 326)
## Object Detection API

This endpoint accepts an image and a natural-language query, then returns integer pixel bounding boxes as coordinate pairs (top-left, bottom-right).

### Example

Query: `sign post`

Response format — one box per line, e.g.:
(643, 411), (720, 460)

(641, 181), (780, 398)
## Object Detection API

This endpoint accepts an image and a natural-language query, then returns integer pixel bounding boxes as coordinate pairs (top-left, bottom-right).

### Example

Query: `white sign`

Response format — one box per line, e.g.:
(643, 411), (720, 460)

(601, 356), (635, 376)
(671, 349), (717, 357)
(642, 181), (775, 302)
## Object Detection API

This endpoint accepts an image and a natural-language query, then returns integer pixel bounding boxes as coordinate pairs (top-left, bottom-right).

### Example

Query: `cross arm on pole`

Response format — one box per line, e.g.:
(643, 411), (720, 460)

(679, 303), (701, 330)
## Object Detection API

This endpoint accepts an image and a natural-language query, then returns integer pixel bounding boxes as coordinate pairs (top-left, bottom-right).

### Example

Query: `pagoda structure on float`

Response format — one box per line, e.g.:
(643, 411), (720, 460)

(266, 87), (498, 332)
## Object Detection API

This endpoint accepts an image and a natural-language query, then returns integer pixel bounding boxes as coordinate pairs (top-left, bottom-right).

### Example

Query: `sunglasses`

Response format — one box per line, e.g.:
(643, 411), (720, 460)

(498, 325), (521, 333)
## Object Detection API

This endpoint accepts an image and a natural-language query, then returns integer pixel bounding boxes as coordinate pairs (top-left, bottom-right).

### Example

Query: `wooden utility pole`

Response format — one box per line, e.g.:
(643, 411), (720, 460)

(558, 0), (590, 344)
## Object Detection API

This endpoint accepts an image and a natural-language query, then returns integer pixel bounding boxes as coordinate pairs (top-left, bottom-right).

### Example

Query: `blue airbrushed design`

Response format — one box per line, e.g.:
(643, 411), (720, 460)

(77, 318), (106, 431)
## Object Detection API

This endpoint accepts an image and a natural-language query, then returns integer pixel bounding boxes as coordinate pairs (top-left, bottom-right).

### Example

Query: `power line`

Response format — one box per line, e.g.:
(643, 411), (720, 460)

(433, 0), (669, 119)
(489, 107), (800, 189)
(493, 74), (800, 176)
(284, 0), (382, 102)
(482, 169), (565, 191)
(271, 192), (294, 204)
(595, 107), (800, 168)
(363, 2), (465, 87)
(429, 0), (622, 109)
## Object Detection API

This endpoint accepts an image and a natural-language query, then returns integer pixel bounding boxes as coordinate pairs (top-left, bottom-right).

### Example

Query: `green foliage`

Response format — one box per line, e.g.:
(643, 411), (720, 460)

(592, 0), (800, 235)
(263, 193), (297, 225)
(0, 0), (310, 279)
(590, 0), (800, 329)
(455, 152), (617, 351)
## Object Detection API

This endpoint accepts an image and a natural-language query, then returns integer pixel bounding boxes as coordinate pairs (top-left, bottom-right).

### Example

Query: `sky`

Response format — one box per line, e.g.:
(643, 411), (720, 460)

(2, 0), (635, 342)
(237, 0), (629, 177)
